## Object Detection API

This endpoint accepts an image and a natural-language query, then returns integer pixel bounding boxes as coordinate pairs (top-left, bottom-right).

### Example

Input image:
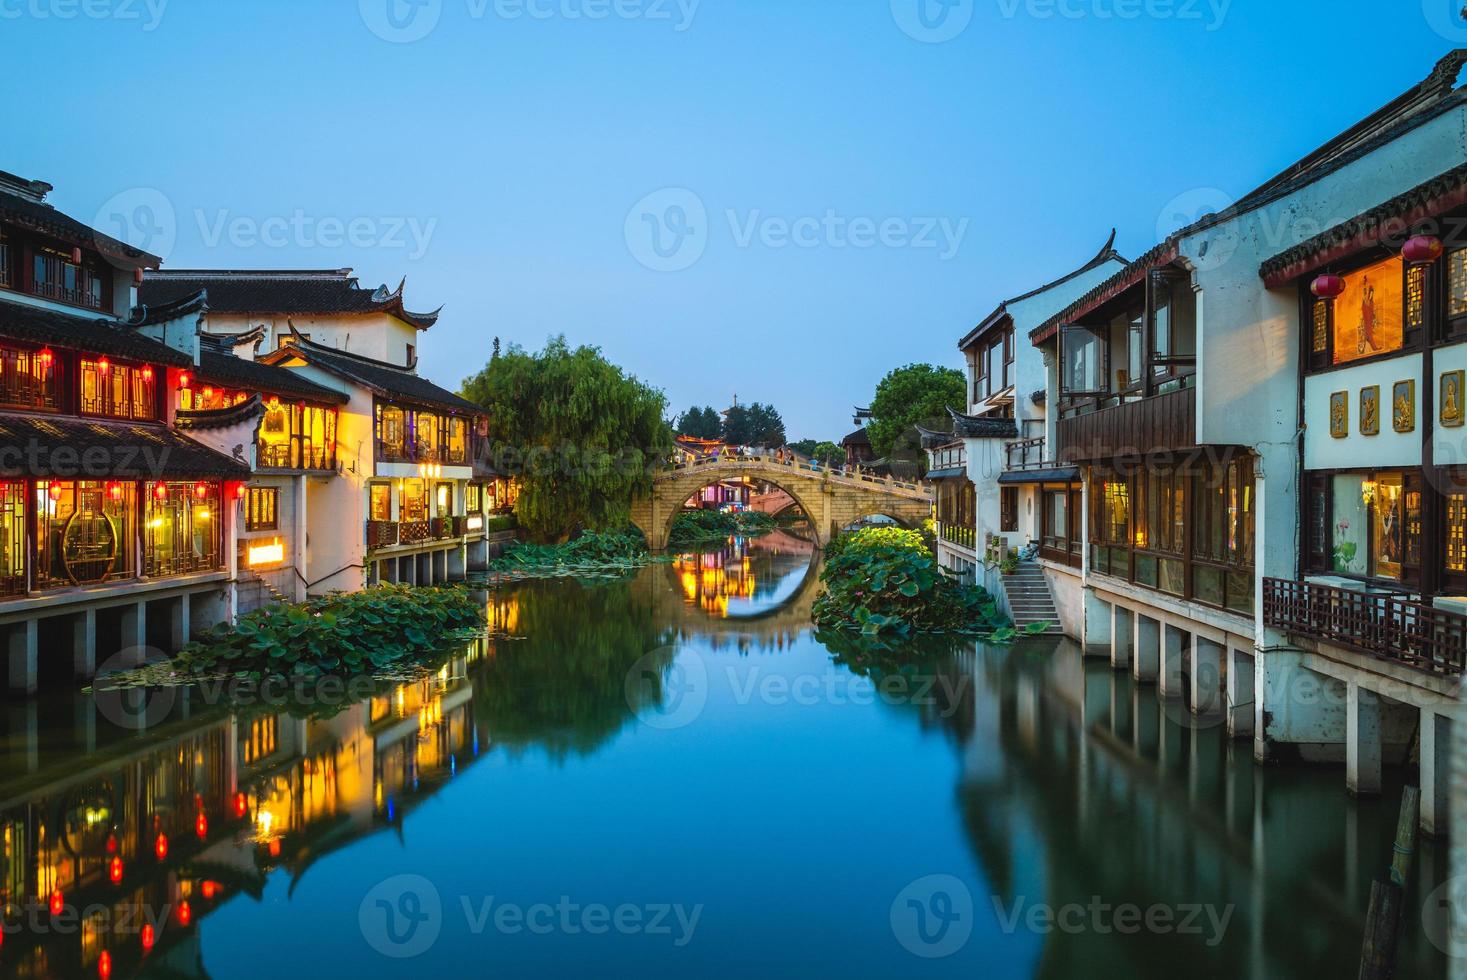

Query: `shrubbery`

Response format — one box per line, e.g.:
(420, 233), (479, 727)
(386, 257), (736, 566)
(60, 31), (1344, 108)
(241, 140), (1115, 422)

(812, 526), (1032, 638)
(666, 509), (776, 548)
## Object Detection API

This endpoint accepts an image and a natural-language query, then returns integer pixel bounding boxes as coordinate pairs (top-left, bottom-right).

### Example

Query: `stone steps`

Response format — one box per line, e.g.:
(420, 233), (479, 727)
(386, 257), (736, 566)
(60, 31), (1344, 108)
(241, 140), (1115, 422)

(1001, 562), (1062, 634)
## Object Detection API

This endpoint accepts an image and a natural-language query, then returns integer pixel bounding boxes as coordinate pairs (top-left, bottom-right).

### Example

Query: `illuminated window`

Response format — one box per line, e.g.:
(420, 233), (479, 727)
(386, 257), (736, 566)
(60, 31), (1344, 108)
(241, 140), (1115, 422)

(179, 384), (247, 412)
(1311, 300), (1328, 355)
(370, 484), (392, 522)
(1449, 493), (1467, 574)
(144, 482), (220, 577)
(436, 482), (452, 513)
(80, 359), (156, 420)
(0, 344), (60, 411)
(35, 481), (136, 588)
(0, 481), (24, 596)
(415, 412), (439, 460)
(1332, 256), (1404, 364)
(400, 480), (428, 522)
(377, 405), (405, 459)
(32, 245), (104, 309)
(260, 400), (336, 470)
(466, 484), (482, 512)
(1450, 249), (1467, 319)
(447, 417), (467, 464)
(245, 488), (278, 531)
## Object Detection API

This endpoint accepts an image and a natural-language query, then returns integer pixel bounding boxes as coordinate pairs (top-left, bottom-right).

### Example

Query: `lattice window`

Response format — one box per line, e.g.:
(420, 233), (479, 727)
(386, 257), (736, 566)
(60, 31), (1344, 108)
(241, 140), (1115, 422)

(1311, 300), (1328, 354)
(1406, 265), (1425, 333)
(1449, 493), (1467, 573)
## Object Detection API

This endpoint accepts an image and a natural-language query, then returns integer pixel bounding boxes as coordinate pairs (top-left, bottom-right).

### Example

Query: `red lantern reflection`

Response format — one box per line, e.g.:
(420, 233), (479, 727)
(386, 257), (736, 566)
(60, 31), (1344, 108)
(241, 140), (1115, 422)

(98, 951), (112, 979)
(49, 889), (63, 916)
(109, 856), (123, 884)
(154, 832), (169, 861)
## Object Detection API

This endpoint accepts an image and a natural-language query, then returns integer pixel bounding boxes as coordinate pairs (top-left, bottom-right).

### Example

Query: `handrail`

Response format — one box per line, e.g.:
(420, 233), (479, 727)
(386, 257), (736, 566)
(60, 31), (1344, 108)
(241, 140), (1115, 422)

(661, 453), (931, 497)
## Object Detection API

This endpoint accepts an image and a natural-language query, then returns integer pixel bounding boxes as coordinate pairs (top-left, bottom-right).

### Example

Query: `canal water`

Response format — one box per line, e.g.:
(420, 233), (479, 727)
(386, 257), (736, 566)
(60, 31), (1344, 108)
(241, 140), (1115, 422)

(0, 533), (1452, 978)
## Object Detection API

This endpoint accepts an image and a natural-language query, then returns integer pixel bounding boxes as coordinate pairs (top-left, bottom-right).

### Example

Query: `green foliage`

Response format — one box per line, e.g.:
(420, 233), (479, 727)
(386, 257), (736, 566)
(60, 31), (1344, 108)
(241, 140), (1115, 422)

(791, 439), (844, 467)
(666, 509), (776, 548)
(675, 405), (723, 439)
(487, 529), (660, 581)
(484, 513), (518, 534)
(460, 335), (675, 542)
(722, 402), (786, 447)
(865, 363), (966, 459)
(167, 585), (484, 679)
(812, 526), (1009, 637)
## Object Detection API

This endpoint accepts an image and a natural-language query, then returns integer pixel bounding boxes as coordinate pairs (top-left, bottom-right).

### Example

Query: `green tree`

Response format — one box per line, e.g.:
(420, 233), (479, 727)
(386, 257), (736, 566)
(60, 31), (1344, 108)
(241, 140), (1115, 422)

(676, 405), (722, 439)
(809, 440), (844, 467)
(722, 401), (785, 447)
(866, 363), (966, 458)
(461, 336), (674, 541)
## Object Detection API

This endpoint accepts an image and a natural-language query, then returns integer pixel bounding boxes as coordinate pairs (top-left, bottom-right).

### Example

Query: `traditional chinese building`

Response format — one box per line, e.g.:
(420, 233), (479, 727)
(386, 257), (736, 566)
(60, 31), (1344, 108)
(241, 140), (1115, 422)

(0, 173), (249, 692)
(140, 270), (496, 595)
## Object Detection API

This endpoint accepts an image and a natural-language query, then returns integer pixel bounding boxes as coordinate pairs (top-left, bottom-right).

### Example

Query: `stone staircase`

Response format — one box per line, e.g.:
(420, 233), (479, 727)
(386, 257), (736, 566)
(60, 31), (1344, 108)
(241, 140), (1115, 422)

(1002, 562), (1064, 635)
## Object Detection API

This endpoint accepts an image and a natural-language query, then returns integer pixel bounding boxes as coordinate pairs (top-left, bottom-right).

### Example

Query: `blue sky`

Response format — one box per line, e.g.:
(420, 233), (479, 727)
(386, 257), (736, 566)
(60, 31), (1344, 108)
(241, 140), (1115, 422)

(2, 1), (1457, 440)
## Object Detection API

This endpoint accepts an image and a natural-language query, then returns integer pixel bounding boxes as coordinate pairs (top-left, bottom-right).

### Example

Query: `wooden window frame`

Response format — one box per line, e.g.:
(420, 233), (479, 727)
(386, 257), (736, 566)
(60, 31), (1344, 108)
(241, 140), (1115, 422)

(245, 487), (279, 532)
(1000, 486), (1018, 533)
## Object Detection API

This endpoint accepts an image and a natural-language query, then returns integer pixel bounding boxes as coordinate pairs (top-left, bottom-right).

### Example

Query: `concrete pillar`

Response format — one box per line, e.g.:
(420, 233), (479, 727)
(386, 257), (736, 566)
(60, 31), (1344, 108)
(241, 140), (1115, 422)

(119, 601), (146, 665)
(1190, 637), (1225, 718)
(1081, 662), (1110, 730)
(1421, 709), (1451, 836)
(74, 697), (96, 753)
(6, 620), (38, 694)
(1083, 589), (1112, 657)
(294, 475), (308, 602)
(72, 608), (97, 679)
(1110, 677), (1132, 739)
(1160, 625), (1187, 700)
(1110, 603), (1133, 671)
(1346, 683), (1382, 797)
(1134, 614), (1159, 684)
(169, 595), (191, 650)
(448, 544), (466, 579)
(1226, 647), (1254, 738)
(1133, 681), (1159, 759)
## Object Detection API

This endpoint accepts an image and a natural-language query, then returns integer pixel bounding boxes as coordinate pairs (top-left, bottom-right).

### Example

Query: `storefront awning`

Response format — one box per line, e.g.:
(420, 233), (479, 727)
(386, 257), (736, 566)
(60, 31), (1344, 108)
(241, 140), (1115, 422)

(925, 467), (967, 481)
(998, 467), (1080, 485)
(0, 415), (251, 479)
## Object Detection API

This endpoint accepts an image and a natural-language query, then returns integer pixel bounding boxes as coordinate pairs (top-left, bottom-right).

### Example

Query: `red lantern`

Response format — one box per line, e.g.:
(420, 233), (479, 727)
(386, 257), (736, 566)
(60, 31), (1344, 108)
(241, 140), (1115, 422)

(133, 267), (145, 285)
(153, 482), (168, 501)
(1403, 234), (1444, 266)
(196, 811), (208, 839)
(141, 365), (153, 381)
(236, 483), (248, 500)
(154, 832), (169, 861)
(107, 482), (124, 501)
(141, 923), (155, 952)
(194, 482), (208, 499)
(108, 855), (124, 884)
(202, 386), (214, 400)
(179, 371), (191, 389)
(96, 356), (110, 373)
(177, 900), (192, 927)
(70, 246), (82, 265)
(106, 833), (117, 854)
(49, 889), (64, 917)
(47, 483), (61, 501)
(37, 347), (53, 367)
(98, 951), (112, 980)
(1311, 274), (1346, 300)
(233, 792), (248, 818)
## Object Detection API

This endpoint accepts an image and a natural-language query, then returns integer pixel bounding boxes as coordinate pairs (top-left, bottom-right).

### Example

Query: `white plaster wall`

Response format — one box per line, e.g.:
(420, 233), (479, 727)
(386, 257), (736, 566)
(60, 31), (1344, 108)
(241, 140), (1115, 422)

(1433, 338), (1467, 468)
(197, 311), (420, 367)
(1302, 353), (1423, 470)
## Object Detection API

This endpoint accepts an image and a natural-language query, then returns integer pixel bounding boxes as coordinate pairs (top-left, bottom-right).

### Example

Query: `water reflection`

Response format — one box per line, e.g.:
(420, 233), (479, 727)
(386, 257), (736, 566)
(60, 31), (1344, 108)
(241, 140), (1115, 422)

(0, 555), (1450, 978)
(670, 530), (815, 619)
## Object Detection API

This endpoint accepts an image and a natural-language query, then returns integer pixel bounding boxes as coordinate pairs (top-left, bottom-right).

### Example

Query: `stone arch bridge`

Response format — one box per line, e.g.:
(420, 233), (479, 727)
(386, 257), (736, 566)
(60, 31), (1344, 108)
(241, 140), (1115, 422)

(630, 455), (932, 550)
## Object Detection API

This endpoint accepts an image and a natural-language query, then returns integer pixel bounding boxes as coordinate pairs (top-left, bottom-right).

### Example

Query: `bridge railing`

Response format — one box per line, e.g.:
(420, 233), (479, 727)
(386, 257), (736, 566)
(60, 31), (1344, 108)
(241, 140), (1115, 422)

(665, 453), (929, 495)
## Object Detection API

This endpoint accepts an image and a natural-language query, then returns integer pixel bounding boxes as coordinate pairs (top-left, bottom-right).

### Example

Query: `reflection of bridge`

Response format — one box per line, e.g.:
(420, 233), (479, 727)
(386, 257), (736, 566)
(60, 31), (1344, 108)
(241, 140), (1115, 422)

(630, 455), (932, 550)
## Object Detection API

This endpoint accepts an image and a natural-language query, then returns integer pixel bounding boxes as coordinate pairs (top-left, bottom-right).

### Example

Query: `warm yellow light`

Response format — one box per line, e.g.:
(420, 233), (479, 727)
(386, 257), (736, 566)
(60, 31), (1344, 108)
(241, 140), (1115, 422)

(465, 515), (483, 531)
(256, 809), (274, 838)
(247, 540), (286, 567)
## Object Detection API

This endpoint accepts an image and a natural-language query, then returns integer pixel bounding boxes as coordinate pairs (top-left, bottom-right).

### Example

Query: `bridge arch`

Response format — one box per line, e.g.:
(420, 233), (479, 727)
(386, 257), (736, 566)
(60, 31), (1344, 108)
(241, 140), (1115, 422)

(629, 456), (932, 551)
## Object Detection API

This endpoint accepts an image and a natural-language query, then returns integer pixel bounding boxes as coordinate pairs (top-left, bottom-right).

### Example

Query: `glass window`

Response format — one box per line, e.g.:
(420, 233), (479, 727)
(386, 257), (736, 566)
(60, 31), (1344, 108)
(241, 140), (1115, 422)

(436, 482), (453, 514)
(32, 245), (104, 309)
(245, 488), (278, 531)
(0, 345), (60, 411)
(144, 482), (220, 577)
(1063, 327), (1104, 394)
(1449, 492), (1467, 575)
(1332, 256), (1404, 364)
(1125, 311), (1143, 389)
(80, 360), (155, 420)
(1371, 474), (1407, 581)
(1330, 474), (1368, 575)
(447, 417), (467, 464)
(0, 481), (25, 596)
(36, 481), (136, 588)
(466, 484), (482, 512)
(401, 480), (428, 522)
(377, 405), (405, 459)
(370, 484), (392, 522)
(415, 412), (439, 460)
(259, 399), (292, 467)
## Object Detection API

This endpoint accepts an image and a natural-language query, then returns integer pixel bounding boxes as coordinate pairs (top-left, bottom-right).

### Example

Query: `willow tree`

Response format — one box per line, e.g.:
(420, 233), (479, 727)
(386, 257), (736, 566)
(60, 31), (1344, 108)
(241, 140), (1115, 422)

(461, 336), (674, 541)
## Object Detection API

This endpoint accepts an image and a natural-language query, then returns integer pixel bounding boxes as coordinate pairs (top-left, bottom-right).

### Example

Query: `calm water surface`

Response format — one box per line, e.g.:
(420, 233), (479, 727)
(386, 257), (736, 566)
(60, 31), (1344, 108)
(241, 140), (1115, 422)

(0, 532), (1451, 978)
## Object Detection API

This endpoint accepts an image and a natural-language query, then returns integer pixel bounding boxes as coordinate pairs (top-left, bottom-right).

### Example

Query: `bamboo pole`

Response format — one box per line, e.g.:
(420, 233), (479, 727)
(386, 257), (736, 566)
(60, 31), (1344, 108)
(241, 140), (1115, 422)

(1357, 785), (1420, 980)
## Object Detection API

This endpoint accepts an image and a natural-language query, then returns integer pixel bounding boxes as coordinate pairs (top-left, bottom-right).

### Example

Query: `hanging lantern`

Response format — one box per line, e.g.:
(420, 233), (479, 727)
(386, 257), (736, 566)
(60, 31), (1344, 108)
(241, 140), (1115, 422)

(1403, 234), (1444, 266)
(108, 855), (123, 884)
(98, 951), (112, 980)
(153, 482), (168, 501)
(194, 482), (208, 499)
(154, 832), (169, 861)
(47, 483), (61, 502)
(202, 386), (214, 400)
(178, 371), (191, 389)
(196, 811), (208, 839)
(236, 483), (248, 500)
(1311, 273), (1346, 301)
(70, 246), (82, 265)
(37, 347), (53, 367)
(141, 365), (153, 381)
(96, 356), (110, 373)
(106, 833), (117, 854)
(201, 880), (220, 900)
(107, 482), (124, 501)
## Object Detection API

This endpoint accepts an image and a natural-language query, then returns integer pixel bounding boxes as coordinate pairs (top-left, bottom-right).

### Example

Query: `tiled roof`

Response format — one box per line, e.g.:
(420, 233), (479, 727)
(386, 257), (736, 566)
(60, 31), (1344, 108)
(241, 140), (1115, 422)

(140, 270), (441, 328)
(0, 297), (191, 367)
(128, 288), (208, 327)
(1028, 242), (1178, 346)
(949, 407), (1018, 440)
(0, 176), (159, 266)
(260, 334), (481, 415)
(175, 393), (267, 431)
(842, 426), (871, 446)
(1260, 161), (1467, 286)
(0, 413), (249, 479)
(197, 346), (349, 404)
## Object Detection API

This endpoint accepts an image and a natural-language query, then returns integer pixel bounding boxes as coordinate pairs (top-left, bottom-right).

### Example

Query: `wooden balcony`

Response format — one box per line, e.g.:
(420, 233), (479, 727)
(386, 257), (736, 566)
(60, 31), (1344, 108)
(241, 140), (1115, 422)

(1004, 437), (1047, 471)
(366, 520), (398, 550)
(1263, 577), (1467, 677)
(1057, 385), (1196, 461)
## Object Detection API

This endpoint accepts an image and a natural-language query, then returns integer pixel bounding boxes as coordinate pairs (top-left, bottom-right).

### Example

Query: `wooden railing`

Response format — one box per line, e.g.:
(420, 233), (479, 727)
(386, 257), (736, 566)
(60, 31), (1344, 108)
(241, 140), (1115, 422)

(1057, 380), (1196, 461)
(1004, 437), (1047, 471)
(939, 522), (976, 550)
(1262, 577), (1467, 677)
(366, 520), (398, 550)
(664, 453), (929, 497)
(399, 521), (432, 545)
